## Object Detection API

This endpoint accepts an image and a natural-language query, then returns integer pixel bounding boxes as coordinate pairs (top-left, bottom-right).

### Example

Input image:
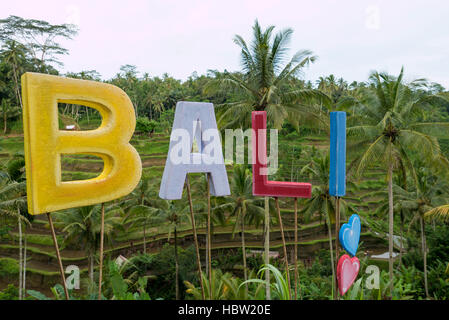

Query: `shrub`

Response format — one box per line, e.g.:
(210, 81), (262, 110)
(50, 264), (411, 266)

(120, 244), (196, 300)
(427, 260), (449, 299)
(427, 224), (449, 269)
(0, 284), (19, 300)
(136, 117), (156, 136)
(0, 257), (19, 279)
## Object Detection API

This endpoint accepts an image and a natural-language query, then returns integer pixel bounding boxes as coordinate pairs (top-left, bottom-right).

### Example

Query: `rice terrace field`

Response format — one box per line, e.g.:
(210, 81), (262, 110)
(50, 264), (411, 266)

(1, 1), (449, 303)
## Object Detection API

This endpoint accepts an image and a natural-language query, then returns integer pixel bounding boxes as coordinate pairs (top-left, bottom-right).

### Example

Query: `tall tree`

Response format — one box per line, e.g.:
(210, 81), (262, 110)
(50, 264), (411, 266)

(394, 165), (448, 297)
(0, 172), (29, 299)
(146, 199), (189, 300)
(214, 165), (265, 290)
(0, 15), (78, 73)
(0, 40), (27, 108)
(347, 67), (449, 295)
(206, 19), (324, 130)
(53, 204), (123, 282)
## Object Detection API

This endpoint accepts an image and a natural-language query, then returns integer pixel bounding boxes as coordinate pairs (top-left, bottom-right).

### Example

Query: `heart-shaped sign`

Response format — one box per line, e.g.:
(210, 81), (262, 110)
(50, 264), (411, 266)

(337, 254), (360, 296)
(339, 214), (361, 256)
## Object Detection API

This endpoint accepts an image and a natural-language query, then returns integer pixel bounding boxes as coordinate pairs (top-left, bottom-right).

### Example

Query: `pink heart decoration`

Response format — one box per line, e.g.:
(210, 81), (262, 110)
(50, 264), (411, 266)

(337, 254), (360, 296)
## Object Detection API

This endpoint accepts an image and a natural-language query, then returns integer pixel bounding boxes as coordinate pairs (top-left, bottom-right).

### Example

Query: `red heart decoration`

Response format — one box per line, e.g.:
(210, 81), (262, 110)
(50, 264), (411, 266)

(337, 254), (360, 296)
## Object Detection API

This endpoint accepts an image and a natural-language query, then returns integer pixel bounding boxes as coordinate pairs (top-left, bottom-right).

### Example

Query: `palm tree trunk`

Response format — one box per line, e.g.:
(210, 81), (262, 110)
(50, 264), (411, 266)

(264, 196), (270, 300)
(23, 230), (27, 296)
(290, 158), (294, 181)
(12, 65), (23, 109)
(18, 213), (22, 300)
(143, 223), (146, 254)
(89, 254), (94, 282)
(398, 212), (404, 269)
(206, 173), (212, 299)
(240, 209), (248, 293)
(275, 197), (291, 299)
(174, 225), (180, 300)
(388, 162), (394, 296)
(420, 217), (429, 298)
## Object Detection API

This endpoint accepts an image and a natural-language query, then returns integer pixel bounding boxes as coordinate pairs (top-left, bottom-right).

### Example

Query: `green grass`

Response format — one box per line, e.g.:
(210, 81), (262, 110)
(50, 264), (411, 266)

(25, 266), (89, 276)
(10, 233), (63, 247)
(62, 171), (99, 180)
(366, 258), (390, 271)
(0, 244), (87, 262)
(357, 180), (386, 190)
(134, 141), (169, 154)
(0, 137), (24, 154)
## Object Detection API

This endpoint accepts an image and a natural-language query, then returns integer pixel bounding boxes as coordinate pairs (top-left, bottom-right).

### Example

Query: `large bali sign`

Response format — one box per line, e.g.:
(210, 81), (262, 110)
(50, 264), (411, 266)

(22, 72), (356, 298)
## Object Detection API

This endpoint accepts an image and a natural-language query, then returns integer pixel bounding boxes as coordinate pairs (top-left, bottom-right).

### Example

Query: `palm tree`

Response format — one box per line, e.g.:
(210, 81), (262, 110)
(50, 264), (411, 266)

(122, 176), (158, 254)
(300, 152), (353, 299)
(124, 205), (158, 255)
(347, 67), (449, 295)
(214, 165), (265, 289)
(382, 163), (448, 297)
(0, 99), (20, 134)
(206, 20), (324, 130)
(425, 205), (449, 224)
(0, 172), (29, 299)
(188, 174), (231, 278)
(0, 40), (27, 109)
(146, 199), (189, 300)
(53, 204), (123, 282)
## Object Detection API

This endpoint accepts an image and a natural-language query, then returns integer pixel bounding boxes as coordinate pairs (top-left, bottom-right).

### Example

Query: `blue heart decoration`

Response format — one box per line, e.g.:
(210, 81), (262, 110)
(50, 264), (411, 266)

(339, 214), (361, 256)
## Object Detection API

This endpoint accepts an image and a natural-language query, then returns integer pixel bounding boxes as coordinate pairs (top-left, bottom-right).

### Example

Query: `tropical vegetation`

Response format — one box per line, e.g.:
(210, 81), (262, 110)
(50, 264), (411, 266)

(0, 16), (449, 300)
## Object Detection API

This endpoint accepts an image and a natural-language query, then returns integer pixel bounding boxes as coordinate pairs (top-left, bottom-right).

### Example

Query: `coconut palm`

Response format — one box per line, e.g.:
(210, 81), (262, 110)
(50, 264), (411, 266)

(206, 20), (325, 130)
(146, 199), (189, 300)
(425, 205), (449, 224)
(214, 165), (265, 289)
(0, 40), (27, 109)
(347, 67), (449, 295)
(53, 204), (123, 282)
(425, 201), (449, 287)
(124, 205), (158, 255)
(122, 176), (158, 254)
(389, 164), (448, 297)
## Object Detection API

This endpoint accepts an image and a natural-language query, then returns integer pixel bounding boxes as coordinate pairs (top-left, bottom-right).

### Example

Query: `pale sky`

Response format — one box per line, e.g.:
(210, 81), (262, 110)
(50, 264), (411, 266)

(1, 0), (449, 88)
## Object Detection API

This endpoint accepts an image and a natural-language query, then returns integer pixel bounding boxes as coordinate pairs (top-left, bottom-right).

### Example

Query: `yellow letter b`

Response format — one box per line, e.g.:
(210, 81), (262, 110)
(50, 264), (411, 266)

(22, 73), (142, 215)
